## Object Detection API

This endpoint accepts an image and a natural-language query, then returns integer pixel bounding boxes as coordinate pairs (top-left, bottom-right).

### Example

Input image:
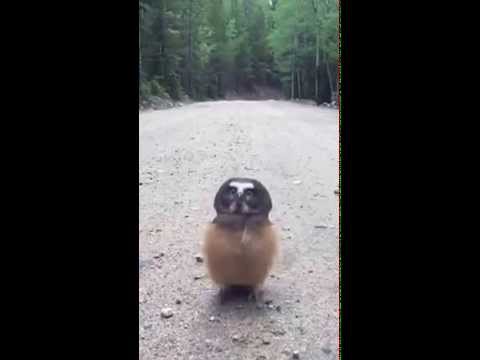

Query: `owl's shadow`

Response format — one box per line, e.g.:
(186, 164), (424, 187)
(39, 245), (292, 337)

(208, 285), (272, 316)
(220, 285), (254, 304)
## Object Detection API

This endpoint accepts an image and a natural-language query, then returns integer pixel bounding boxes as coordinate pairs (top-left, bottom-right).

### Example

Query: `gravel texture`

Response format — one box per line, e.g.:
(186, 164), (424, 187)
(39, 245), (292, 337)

(139, 100), (339, 360)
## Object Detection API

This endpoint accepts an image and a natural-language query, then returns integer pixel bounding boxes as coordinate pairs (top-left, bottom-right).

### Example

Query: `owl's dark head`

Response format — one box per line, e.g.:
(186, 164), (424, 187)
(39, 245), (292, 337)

(213, 177), (273, 218)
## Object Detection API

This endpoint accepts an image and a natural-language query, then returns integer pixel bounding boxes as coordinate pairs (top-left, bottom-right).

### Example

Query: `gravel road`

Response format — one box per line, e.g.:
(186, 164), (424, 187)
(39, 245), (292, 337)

(139, 100), (339, 360)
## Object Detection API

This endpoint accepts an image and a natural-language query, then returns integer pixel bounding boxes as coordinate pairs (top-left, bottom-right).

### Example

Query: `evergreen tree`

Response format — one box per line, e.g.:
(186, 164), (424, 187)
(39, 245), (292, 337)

(139, 0), (339, 105)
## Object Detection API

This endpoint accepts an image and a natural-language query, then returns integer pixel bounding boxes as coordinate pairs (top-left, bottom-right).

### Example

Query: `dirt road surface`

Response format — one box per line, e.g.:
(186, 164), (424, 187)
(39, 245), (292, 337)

(139, 100), (339, 360)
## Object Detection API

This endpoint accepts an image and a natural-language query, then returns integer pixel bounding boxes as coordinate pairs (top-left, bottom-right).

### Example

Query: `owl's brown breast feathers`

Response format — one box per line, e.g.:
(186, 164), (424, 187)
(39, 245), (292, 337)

(202, 221), (279, 288)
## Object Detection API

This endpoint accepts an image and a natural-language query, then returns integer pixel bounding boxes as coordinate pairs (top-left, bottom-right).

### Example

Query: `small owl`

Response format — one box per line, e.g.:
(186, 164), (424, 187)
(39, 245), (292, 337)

(202, 177), (279, 305)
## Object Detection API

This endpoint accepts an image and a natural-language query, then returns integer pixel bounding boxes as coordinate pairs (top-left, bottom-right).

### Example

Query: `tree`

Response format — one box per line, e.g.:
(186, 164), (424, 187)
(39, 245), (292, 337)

(139, 0), (338, 106)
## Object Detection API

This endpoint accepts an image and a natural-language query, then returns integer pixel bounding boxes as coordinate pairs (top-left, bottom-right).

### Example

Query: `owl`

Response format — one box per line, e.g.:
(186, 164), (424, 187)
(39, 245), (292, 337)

(202, 177), (279, 305)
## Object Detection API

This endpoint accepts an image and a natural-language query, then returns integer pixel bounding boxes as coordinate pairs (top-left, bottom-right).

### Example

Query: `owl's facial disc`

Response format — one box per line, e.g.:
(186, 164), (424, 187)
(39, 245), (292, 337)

(227, 181), (259, 215)
(229, 181), (254, 197)
(214, 177), (272, 218)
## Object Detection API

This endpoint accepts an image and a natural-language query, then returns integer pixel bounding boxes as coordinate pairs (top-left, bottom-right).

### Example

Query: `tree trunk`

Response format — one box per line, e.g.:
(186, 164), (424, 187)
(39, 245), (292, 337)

(139, 6), (143, 105)
(324, 50), (334, 102)
(302, 70), (306, 100)
(216, 73), (222, 98)
(291, 35), (297, 99)
(315, 31), (320, 102)
(311, 0), (320, 102)
(291, 0), (299, 100)
(291, 69), (295, 99)
(187, 0), (193, 96)
(161, 0), (167, 78)
(297, 69), (301, 99)
(336, 61), (340, 105)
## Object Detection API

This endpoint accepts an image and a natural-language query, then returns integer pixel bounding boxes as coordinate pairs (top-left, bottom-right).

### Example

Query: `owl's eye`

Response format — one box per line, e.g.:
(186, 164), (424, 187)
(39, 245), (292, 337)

(229, 187), (237, 194)
(245, 189), (254, 197)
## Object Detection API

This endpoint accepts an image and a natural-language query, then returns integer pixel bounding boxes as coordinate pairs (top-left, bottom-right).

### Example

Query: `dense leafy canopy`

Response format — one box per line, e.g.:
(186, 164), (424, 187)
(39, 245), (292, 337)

(140, 0), (338, 105)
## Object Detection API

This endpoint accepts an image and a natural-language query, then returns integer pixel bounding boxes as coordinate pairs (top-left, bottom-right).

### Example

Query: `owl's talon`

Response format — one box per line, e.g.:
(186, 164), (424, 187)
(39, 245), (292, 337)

(219, 287), (227, 305)
(249, 287), (264, 307)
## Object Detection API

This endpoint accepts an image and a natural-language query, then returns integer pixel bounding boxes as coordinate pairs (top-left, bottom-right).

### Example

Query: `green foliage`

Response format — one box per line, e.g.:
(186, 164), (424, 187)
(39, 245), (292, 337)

(150, 80), (169, 98)
(166, 72), (184, 100)
(268, 0), (338, 100)
(139, 0), (338, 105)
(139, 80), (151, 100)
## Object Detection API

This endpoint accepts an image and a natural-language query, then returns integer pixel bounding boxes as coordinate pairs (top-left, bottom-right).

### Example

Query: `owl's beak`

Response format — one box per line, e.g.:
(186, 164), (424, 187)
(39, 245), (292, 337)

(241, 202), (251, 214)
(229, 201), (239, 214)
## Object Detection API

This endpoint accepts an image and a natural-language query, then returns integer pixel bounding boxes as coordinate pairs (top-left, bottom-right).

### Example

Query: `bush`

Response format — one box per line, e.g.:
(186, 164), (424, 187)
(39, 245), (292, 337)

(139, 80), (151, 101)
(150, 80), (170, 98)
(166, 73), (185, 101)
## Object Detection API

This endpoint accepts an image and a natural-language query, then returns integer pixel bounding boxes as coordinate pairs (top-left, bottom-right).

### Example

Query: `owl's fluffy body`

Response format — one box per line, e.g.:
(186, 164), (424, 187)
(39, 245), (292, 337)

(203, 221), (279, 287)
(203, 177), (279, 303)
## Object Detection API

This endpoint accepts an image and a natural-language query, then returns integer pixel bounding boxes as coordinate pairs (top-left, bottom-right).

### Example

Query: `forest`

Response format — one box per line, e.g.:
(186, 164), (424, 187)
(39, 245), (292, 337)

(139, 0), (338, 108)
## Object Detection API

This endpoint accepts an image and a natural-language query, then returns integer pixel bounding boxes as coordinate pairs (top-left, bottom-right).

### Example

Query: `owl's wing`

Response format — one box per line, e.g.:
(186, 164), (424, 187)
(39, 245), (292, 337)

(267, 225), (296, 273)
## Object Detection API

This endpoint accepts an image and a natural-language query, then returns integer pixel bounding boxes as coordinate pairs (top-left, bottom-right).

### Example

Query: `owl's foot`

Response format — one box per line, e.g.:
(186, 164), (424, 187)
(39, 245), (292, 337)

(218, 287), (228, 305)
(248, 287), (264, 308)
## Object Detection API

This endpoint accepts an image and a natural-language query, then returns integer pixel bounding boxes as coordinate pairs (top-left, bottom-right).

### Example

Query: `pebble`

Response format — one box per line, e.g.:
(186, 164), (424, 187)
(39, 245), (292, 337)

(160, 308), (173, 318)
(272, 329), (286, 336)
(314, 225), (328, 229)
(175, 299), (182, 305)
(334, 189), (340, 195)
(292, 350), (300, 359)
(209, 316), (216, 322)
(275, 305), (282, 312)
(262, 338), (271, 345)
(232, 334), (240, 342)
(293, 180), (302, 185)
(153, 253), (164, 259)
(193, 274), (205, 280)
(322, 347), (332, 354)
(195, 254), (204, 263)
